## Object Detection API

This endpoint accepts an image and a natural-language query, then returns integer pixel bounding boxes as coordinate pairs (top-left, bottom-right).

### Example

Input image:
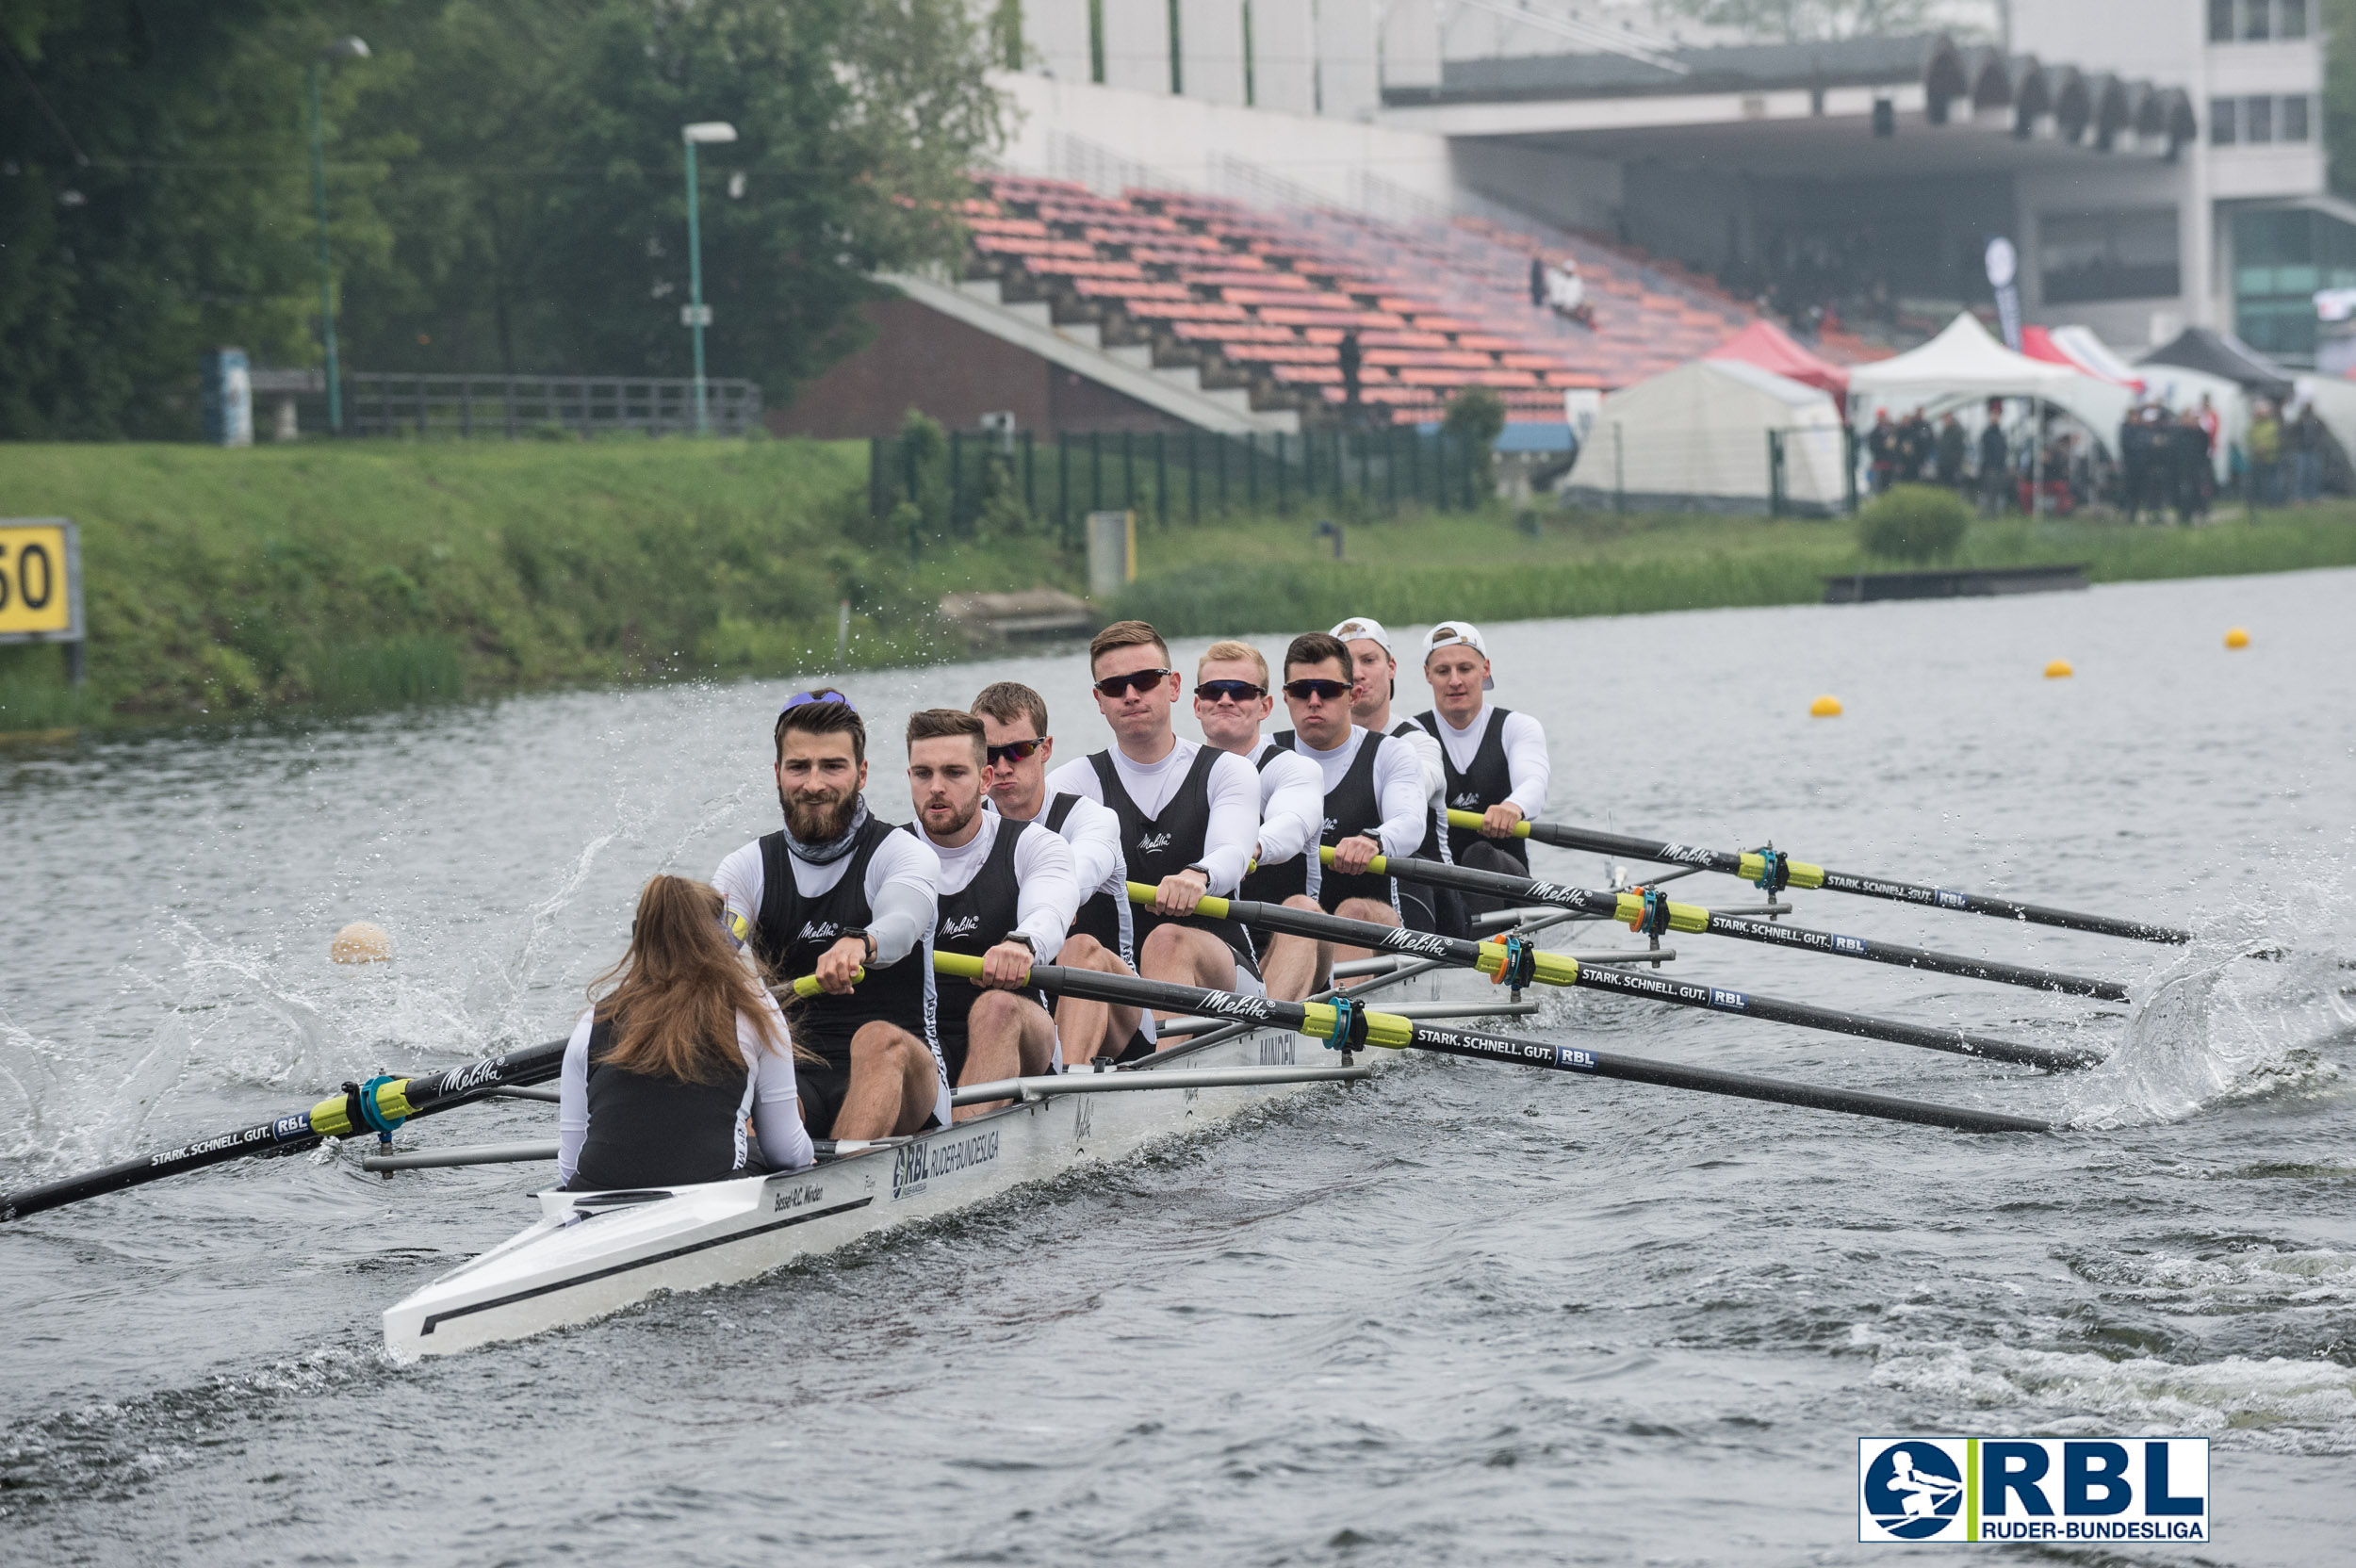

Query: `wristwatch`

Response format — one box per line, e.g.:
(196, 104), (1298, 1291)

(1005, 932), (1038, 955)
(1183, 863), (1211, 880)
(841, 927), (876, 962)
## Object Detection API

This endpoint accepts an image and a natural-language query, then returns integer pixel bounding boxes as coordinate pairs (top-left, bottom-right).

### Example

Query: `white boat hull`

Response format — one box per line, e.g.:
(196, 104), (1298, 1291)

(384, 1022), (1345, 1358)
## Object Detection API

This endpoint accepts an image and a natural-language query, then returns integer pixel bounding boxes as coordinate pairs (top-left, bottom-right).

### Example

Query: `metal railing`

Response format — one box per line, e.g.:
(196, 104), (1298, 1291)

(342, 373), (763, 438)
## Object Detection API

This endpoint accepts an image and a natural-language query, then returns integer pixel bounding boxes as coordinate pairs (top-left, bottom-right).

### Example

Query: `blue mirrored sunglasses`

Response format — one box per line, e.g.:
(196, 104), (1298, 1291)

(780, 690), (855, 715)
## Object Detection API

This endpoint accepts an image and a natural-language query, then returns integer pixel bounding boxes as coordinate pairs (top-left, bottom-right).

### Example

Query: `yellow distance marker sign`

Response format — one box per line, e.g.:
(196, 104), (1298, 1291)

(0, 520), (80, 639)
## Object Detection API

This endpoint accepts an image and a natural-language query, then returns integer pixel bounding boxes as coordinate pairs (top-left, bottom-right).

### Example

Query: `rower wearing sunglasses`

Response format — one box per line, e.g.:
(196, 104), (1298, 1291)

(1329, 615), (1454, 936)
(1416, 622), (1552, 925)
(902, 709), (1078, 1118)
(1191, 640), (1327, 1003)
(714, 691), (949, 1140)
(1267, 631), (1432, 977)
(969, 681), (1153, 1065)
(1046, 619), (1267, 1026)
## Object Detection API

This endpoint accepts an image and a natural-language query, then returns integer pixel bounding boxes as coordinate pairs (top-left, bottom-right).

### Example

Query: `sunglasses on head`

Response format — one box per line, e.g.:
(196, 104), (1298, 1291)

(1284, 678), (1351, 701)
(1196, 679), (1266, 705)
(1093, 668), (1172, 698)
(985, 737), (1047, 766)
(780, 689), (854, 715)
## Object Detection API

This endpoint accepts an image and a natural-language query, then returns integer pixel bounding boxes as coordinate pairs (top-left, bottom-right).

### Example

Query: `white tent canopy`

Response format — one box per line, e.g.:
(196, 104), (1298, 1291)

(1560, 358), (1846, 514)
(1847, 312), (2134, 453)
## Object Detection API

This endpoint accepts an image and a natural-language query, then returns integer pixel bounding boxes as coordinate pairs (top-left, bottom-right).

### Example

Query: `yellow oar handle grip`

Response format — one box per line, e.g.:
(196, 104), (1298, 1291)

(790, 970), (855, 998)
(1124, 880), (1234, 921)
(931, 949), (1037, 988)
(1316, 845), (1392, 875)
(1446, 808), (1532, 838)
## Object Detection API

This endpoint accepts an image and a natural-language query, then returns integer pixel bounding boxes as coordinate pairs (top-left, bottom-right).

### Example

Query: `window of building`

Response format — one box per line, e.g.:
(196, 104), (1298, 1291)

(2211, 97), (2238, 143)
(2247, 95), (2275, 141)
(2210, 0), (2235, 40)
(2283, 94), (2311, 140)
(2041, 208), (2182, 303)
(2282, 0), (2309, 38)
(2246, 0), (2271, 39)
(2233, 207), (2356, 363)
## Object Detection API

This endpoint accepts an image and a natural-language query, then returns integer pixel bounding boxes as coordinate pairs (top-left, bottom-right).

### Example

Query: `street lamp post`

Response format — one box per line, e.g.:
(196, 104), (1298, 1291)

(680, 122), (737, 435)
(308, 36), (369, 434)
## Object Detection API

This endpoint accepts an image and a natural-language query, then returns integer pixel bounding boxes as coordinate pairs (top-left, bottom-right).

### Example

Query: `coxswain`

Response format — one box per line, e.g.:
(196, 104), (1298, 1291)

(969, 680), (1147, 1065)
(1415, 623), (1552, 923)
(1046, 620), (1265, 1026)
(1273, 630), (1432, 978)
(714, 692), (946, 1139)
(1330, 614), (1451, 934)
(904, 708), (1078, 1118)
(1192, 640), (1327, 1002)
(559, 874), (814, 1191)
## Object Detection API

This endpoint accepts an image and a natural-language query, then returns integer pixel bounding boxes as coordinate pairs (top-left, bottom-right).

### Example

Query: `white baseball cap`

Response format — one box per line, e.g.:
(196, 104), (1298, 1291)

(1329, 616), (1393, 657)
(1421, 620), (1495, 689)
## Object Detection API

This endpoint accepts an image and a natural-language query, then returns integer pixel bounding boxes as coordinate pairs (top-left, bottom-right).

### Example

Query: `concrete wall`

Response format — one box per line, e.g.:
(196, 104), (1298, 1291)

(766, 297), (1186, 438)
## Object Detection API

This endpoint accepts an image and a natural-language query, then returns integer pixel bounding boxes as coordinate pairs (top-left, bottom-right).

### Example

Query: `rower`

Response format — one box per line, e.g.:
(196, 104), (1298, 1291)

(970, 681), (1149, 1066)
(904, 708), (1077, 1119)
(1273, 630), (1432, 978)
(1416, 622), (1552, 925)
(714, 692), (946, 1139)
(1192, 640), (1327, 1002)
(559, 874), (814, 1191)
(1046, 619), (1265, 1030)
(1331, 614), (1452, 935)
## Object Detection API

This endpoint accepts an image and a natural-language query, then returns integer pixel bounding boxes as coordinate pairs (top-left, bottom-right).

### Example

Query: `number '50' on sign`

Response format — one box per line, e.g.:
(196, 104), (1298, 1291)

(0, 519), (81, 640)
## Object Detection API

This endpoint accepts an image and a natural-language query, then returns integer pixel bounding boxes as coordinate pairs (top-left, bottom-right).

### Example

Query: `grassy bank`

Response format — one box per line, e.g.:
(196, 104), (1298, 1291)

(5, 438), (2352, 730)
(0, 438), (969, 727)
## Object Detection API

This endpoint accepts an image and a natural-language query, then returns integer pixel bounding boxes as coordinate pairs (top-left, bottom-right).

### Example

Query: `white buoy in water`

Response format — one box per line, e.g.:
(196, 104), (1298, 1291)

(332, 922), (392, 964)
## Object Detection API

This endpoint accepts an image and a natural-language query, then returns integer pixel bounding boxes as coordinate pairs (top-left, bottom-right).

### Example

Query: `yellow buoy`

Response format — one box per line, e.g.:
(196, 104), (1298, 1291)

(2225, 627), (2250, 649)
(2044, 660), (2073, 679)
(1809, 694), (1842, 717)
(332, 922), (393, 964)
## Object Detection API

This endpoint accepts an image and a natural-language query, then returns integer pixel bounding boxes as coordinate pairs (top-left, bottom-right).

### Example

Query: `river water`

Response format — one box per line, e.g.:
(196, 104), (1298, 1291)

(3, 568), (2352, 1565)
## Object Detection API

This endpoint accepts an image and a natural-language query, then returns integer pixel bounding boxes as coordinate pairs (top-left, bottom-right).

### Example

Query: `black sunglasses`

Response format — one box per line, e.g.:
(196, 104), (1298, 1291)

(986, 738), (1047, 766)
(1196, 679), (1267, 704)
(1094, 668), (1173, 697)
(1284, 678), (1351, 701)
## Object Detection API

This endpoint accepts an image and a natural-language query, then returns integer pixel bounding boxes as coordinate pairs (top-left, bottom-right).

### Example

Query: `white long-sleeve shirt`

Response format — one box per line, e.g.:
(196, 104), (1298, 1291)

(1386, 718), (1447, 809)
(993, 790), (1124, 903)
(556, 988), (815, 1186)
(920, 810), (1079, 956)
(714, 821), (940, 968)
(1427, 705), (1552, 820)
(1044, 738), (1260, 895)
(1250, 743), (1326, 868)
(1291, 726), (1430, 860)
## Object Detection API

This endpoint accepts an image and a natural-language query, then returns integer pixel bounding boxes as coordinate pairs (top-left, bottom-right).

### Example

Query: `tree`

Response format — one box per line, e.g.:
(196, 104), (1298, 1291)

(1442, 387), (1507, 498)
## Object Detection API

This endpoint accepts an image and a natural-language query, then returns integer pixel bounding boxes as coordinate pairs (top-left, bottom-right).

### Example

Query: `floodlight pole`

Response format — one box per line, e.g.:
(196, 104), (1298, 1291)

(307, 39), (368, 435)
(679, 122), (736, 436)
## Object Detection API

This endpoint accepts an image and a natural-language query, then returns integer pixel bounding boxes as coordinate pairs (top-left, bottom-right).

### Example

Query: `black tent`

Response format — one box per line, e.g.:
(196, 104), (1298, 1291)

(2138, 326), (2297, 401)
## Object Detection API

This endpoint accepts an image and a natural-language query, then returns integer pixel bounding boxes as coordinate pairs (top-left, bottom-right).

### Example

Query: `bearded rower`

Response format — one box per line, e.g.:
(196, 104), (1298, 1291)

(969, 680), (1149, 1065)
(1330, 615), (1453, 936)
(1416, 622), (1552, 923)
(714, 692), (947, 1138)
(903, 709), (1077, 1119)
(1046, 619), (1265, 1025)
(1192, 639), (1327, 1002)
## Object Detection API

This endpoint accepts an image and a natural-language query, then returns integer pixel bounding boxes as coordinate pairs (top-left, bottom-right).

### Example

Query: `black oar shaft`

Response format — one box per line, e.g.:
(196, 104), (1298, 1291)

(1182, 884), (2099, 1070)
(970, 958), (2049, 1135)
(1351, 850), (2132, 1001)
(1473, 813), (2191, 945)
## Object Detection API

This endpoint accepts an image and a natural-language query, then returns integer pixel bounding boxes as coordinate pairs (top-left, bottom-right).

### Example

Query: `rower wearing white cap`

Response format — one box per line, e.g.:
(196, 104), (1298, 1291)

(1331, 615), (1451, 935)
(1193, 640), (1327, 1002)
(1415, 621), (1552, 923)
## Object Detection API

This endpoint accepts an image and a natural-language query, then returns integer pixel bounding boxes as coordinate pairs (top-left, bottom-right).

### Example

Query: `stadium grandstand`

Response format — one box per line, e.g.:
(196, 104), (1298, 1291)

(770, 1), (2345, 441)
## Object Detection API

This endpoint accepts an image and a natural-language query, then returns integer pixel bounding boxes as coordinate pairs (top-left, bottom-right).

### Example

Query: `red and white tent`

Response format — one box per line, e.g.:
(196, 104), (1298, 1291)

(1706, 319), (1850, 409)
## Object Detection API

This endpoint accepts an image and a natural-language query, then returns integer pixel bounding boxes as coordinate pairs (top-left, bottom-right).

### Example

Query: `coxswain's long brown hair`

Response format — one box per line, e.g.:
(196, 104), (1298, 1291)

(588, 876), (794, 1081)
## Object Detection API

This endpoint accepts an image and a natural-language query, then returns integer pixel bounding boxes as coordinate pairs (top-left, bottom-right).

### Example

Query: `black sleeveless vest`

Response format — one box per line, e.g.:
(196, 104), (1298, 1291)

(916, 816), (1048, 1081)
(1071, 747), (1257, 975)
(570, 1012), (760, 1191)
(1419, 708), (1530, 870)
(1270, 728), (1396, 914)
(1237, 741), (1321, 907)
(1391, 718), (1453, 867)
(752, 815), (937, 1066)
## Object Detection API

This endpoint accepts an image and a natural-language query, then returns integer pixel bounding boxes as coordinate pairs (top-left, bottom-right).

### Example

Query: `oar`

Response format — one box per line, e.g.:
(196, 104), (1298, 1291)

(1448, 810), (2192, 946)
(935, 953), (2050, 1135)
(1, 972), (844, 1222)
(1332, 847), (2132, 1001)
(1126, 883), (2098, 1071)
